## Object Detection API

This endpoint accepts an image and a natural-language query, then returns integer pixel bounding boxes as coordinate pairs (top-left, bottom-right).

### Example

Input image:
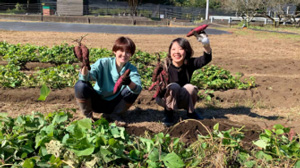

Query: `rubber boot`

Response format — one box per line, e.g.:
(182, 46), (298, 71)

(162, 108), (174, 127)
(109, 100), (132, 126)
(112, 99), (132, 116)
(76, 98), (94, 119)
(187, 111), (204, 120)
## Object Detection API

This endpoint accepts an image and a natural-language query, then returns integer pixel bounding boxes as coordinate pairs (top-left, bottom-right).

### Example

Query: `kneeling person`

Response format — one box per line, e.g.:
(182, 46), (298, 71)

(74, 36), (142, 122)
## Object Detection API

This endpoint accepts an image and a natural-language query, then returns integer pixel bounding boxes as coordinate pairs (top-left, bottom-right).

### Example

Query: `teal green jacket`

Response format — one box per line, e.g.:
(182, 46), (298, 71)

(79, 57), (142, 101)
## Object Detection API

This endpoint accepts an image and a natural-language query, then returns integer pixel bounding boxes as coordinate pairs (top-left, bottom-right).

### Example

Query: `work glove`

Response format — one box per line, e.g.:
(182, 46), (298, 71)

(113, 69), (131, 94)
(121, 75), (131, 85)
(193, 31), (210, 46)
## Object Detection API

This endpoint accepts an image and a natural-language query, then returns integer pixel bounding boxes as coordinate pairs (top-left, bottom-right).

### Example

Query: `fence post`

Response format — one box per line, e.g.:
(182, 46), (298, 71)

(210, 16), (213, 23)
(264, 18), (267, 25)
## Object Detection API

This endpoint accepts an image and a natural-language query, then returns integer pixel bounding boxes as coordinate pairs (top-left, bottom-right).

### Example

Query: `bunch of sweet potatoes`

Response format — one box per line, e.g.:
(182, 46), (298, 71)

(148, 53), (169, 99)
(73, 35), (91, 70)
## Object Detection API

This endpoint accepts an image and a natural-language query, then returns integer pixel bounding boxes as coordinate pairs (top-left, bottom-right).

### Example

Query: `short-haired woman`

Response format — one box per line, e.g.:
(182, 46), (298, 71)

(74, 36), (142, 122)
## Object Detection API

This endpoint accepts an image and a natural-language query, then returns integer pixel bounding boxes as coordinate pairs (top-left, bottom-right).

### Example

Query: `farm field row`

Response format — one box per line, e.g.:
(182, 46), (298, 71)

(1, 27), (300, 167)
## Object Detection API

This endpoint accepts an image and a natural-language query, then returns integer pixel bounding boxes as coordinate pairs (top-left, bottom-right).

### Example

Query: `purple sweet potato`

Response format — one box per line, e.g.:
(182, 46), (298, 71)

(149, 69), (169, 99)
(113, 69), (131, 94)
(73, 45), (83, 62)
(186, 24), (209, 37)
(73, 34), (90, 69)
(81, 44), (90, 70)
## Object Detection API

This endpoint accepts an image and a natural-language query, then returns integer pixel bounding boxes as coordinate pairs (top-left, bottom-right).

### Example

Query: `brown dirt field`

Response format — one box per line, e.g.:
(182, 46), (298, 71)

(1, 26), (300, 144)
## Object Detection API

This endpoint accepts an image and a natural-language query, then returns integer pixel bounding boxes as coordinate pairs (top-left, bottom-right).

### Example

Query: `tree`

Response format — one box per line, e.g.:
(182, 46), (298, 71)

(168, 0), (221, 8)
(221, 0), (264, 27)
(260, 0), (300, 26)
(127, 0), (142, 25)
(221, 0), (300, 27)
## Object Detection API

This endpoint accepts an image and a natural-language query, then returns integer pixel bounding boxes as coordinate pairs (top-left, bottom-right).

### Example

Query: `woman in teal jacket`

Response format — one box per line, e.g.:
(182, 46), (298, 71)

(74, 36), (142, 121)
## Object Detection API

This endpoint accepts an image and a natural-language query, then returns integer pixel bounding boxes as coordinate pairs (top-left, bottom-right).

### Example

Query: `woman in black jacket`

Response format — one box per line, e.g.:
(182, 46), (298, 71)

(156, 32), (212, 126)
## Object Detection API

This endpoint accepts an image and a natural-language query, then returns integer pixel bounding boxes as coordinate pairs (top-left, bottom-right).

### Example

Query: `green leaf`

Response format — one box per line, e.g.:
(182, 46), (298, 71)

(99, 147), (120, 163)
(294, 160), (300, 168)
(244, 161), (256, 168)
(148, 148), (159, 162)
(238, 152), (249, 163)
(110, 126), (121, 138)
(108, 138), (117, 147)
(255, 151), (272, 161)
(253, 140), (267, 149)
(213, 123), (219, 131)
(37, 84), (51, 101)
(264, 129), (272, 136)
(273, 124), (284, 130)
(23, 157), (38, 168)
(129, 150), (140, 160)
(77, 118), (92, 130)
(72, 147), (94, 156)
(52, 112), (68, 125)
(275, 129), (284, 135)
(140, 138), (154, 152)
(162, 152), (185, 168)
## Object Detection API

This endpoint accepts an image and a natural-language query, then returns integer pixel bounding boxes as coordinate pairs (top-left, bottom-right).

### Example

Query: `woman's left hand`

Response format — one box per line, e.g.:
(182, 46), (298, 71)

(197, 32), (212, 54)
(121, 75), (131, 85)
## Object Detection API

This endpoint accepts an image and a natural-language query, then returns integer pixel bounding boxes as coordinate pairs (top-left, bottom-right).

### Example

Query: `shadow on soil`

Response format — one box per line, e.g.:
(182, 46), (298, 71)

(124, 106), (283, 124)
(122, 106), (278, 146)
(200, 106), (284, 120)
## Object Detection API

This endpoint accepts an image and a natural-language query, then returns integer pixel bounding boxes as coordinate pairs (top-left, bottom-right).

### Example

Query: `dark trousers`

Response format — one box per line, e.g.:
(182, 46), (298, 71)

(74, 80), (139, 113)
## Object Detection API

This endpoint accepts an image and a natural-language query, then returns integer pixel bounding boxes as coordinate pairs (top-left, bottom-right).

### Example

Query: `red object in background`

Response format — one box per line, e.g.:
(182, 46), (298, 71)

(186, 24), (209, 37)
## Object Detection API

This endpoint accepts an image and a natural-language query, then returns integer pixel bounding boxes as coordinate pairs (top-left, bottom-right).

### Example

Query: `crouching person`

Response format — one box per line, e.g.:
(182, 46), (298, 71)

(153, 33), (212, 126)
(74, 36), (142, 123)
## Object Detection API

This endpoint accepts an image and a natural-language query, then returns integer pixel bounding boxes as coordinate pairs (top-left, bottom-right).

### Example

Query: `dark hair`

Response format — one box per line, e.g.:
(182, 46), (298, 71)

(112, 36), (136, 55)
(167, 38), (194, 64)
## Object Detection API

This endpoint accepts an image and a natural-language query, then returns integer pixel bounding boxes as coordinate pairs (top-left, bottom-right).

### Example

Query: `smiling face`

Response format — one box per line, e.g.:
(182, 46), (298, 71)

(112, 36), (136, 68)
(114, 49), (132, 67)
(168, 38), (193, 68)
(170, 41), (186, 67)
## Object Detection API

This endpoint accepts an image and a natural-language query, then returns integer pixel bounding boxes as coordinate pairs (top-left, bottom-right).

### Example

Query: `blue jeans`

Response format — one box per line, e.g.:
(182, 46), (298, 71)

(74, 80), (139, 113)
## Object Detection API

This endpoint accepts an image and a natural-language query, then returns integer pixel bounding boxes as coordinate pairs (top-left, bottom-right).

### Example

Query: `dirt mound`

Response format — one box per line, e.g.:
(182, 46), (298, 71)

(125, 118), (261, 146)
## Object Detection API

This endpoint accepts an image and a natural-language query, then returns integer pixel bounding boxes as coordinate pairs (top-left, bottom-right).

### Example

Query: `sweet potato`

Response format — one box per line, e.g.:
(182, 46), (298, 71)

(149, 69), (168, 99)
(152, 53), (163, 82)
(73, 34), (90, 69)
(81, 44), (90, 70)
(113, 69), (131, 94)
(152, 64), (163, 82)
(73, 46), (83, 62)
(186, 24), (209, 37)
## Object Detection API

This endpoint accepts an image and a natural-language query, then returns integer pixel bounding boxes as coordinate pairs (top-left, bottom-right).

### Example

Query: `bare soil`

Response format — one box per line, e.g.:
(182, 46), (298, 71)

(1, 27), (300, 144)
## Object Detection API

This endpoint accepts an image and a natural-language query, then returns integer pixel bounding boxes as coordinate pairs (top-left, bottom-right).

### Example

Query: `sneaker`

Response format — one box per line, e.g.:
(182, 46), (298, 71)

(187, 112), (204, 120)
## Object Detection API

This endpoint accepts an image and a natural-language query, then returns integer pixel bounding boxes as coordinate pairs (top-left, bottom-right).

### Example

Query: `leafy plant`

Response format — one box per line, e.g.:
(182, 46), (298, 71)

(191, 65), (256, 90)
(0, 111), (299, 167)
(37, 84), (51, 101)
(253, 124), (300, 162)
(0, 41), (256, 92)
(33, 64), (78, 89)
(0, 64), (27, 88)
